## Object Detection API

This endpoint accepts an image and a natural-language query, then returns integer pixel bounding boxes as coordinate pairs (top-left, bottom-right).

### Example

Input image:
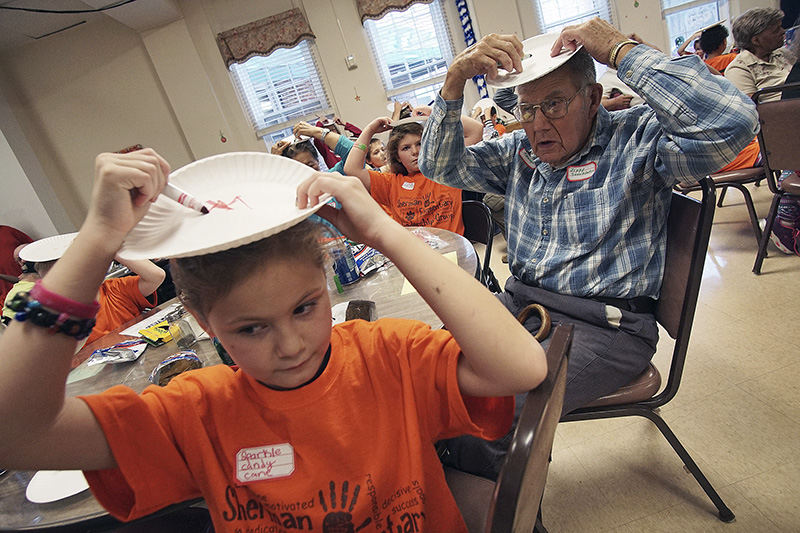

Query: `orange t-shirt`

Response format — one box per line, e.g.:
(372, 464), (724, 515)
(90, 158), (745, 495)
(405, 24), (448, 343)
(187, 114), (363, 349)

(81, 319), (512, 533)
(717, 137), (760, 173)
(86, 276), (156, 344)
(368, 170), (465, 234)
(705, 53), (737, 74)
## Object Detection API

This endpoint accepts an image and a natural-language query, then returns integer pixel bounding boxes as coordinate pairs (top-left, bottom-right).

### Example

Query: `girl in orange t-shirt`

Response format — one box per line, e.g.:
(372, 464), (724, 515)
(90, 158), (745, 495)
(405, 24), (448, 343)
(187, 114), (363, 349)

(0, 149), (547, 533)
(344, 117), (465, 234)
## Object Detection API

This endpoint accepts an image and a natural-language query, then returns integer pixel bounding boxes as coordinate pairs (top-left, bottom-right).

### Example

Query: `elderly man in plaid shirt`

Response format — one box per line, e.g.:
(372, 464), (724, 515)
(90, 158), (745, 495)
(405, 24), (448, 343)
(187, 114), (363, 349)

(421, 18), (758, 480)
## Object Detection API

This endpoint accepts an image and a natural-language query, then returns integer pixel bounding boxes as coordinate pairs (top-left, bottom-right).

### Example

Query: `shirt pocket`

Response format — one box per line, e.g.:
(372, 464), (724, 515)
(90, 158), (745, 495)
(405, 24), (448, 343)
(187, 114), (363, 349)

(558, 186), (612, 248)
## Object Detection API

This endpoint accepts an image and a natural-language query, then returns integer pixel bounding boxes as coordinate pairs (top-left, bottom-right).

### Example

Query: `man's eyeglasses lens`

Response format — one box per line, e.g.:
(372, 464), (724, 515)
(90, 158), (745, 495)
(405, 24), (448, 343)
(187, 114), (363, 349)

(514, 87), (585, 123)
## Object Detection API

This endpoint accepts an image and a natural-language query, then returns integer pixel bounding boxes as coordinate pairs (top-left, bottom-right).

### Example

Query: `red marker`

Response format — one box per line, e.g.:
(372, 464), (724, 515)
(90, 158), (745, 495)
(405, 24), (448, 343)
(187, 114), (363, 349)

(162, 183), (211, 214)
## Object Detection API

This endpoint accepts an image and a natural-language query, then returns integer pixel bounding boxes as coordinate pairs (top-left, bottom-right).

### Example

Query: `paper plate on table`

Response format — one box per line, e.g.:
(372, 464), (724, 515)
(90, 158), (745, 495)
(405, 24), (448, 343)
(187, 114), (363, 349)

(488, 32), (580, 89)
(26, 470), (89, 503)
(19, 232), (78, 262)
(117, 152), (330, 260)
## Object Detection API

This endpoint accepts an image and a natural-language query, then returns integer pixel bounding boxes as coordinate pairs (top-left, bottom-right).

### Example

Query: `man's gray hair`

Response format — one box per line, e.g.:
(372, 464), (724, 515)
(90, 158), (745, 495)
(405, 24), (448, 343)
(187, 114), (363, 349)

(732, 7), (784, 52)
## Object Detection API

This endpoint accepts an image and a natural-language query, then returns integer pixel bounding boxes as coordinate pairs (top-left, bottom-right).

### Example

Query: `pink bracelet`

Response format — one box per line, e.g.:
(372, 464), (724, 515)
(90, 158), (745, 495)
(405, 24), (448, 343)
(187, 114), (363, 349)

(30, 280), (100, 320)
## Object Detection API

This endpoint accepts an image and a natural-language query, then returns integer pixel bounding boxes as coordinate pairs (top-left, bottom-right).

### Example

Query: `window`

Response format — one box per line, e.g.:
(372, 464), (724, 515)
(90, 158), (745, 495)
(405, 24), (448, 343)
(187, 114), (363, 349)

(661, 0), (721, 56)
(364, 0), (455, 107)
(229, 40), (334, 142)
(533, 0), (614, 34)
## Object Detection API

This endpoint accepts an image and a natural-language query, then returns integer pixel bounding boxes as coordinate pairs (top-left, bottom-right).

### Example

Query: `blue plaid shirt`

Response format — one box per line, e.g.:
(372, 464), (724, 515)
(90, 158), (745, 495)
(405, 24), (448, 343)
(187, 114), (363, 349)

(420, 46), (758, 299)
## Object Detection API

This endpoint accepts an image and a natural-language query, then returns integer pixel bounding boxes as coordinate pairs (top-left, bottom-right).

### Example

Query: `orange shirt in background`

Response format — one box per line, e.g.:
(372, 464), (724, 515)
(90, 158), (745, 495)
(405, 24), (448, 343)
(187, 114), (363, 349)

(718, 137), (761, 173)
(86, 275), (156, 343)
(705, 53), (737, 74)
(368, 170), (465, 234)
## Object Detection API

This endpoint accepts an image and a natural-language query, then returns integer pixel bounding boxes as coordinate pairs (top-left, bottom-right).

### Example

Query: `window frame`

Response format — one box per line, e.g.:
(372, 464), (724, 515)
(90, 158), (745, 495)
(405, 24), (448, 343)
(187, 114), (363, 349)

(227, 39), (336, 141)
(362, 0), (456, 105)
(532, 0), (615, 34)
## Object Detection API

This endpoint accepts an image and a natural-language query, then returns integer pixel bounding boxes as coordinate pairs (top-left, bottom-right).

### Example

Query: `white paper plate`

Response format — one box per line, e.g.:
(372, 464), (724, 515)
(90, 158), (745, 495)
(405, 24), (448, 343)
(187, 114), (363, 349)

(117, 152), (330, 260)
(19, 232), (78, 262)
(488, 33), (580, 89)
(696, 19), (726, 35)
(26, 470), (89, 503)
(391, 116), (428, 127)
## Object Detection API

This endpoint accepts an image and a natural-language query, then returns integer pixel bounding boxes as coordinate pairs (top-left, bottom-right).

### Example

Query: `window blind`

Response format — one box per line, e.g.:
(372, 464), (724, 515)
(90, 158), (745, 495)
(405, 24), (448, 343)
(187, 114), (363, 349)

(364, 0), (455, 95)
(229, 40), (333, 138)
(533, 0), (615, 34)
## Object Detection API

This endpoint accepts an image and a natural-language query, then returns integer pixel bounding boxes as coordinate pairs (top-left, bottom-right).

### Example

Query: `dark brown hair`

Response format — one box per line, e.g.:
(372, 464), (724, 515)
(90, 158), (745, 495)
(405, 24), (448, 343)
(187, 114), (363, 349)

(281, 140), (318, 161)
(386, 122), (423, 175)
(170, 219), (325, 320)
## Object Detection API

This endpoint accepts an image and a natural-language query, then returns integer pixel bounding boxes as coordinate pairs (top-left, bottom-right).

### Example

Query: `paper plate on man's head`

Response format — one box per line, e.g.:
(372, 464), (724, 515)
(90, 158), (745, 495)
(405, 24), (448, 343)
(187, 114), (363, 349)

(116, 152), (330, 260)
(19, 232), (78, 262)
(487, 32), (581, 89)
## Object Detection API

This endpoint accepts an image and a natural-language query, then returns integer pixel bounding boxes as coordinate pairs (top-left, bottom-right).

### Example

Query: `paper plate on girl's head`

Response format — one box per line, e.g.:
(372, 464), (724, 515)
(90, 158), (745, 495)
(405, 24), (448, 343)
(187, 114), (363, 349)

(390, 116), (429, 127)
(116, 152), (331, 260)
(19, 232), (78, 263)
(488, 32), (581, 89)
(26, 470), (89, 503)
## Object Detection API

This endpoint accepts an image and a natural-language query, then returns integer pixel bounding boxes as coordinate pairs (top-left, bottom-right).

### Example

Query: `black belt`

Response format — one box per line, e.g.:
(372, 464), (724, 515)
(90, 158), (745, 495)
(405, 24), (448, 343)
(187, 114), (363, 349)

(593, 295), (656, 314)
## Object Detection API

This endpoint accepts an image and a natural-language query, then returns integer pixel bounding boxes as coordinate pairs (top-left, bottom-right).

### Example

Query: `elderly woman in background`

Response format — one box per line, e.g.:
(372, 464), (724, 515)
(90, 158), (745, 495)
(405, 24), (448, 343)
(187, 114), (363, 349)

(726, 7), (795, 102)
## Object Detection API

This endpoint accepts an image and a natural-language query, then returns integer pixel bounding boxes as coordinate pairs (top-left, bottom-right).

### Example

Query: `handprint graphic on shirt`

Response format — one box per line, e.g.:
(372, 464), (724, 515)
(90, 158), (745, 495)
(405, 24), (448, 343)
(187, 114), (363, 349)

(318, 480), (371, 533)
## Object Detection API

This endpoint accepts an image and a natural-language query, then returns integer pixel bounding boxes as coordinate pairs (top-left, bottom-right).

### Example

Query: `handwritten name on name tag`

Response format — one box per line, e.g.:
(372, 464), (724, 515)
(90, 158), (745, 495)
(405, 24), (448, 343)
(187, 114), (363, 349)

(566, 162), (596, 182)
(236, 443), (295, 483)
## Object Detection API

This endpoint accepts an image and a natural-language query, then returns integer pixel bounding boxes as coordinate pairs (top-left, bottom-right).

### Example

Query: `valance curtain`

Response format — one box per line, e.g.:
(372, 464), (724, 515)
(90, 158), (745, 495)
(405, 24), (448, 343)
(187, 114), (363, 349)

(355, 0), (433, 23)
(216, 8), (315, 67)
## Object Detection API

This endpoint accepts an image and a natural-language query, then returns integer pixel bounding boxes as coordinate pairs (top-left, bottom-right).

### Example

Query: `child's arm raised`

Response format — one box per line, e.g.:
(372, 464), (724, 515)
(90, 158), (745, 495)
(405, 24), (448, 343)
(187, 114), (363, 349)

(0, 149), (169, 471)
(116, 257), (166, 299)
(343, 117), (393, 190)
(297, 173), (546, 397)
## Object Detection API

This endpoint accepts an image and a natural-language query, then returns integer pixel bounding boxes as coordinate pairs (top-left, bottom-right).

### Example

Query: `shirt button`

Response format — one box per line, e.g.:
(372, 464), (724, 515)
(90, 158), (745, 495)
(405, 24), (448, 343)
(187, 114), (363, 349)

(542, 229), (548, 236)
(625, 70), (633, 78)
(531, 258), (538, 263)
(543, 197), (549, 203)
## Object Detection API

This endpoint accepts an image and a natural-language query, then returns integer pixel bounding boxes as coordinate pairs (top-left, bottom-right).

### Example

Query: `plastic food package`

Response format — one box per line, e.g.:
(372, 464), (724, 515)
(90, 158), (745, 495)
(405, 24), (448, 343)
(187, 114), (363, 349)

(86, 339), (148, 366)
(148, 351), (203, 386)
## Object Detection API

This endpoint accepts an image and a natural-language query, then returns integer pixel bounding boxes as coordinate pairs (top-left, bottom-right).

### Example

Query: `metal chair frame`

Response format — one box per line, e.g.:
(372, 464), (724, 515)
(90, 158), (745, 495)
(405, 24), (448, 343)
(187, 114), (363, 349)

(559, 178), (735, 522)
(462, 200), (502, 293)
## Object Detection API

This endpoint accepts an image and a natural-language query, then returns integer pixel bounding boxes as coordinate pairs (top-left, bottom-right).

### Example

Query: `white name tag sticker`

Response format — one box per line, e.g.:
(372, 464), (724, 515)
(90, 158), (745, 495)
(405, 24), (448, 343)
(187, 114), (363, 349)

(566, 162), (596, 182)
(402, 181), (415, 190)
(236, 443), (295, 483)
(519, 148), (536, 169)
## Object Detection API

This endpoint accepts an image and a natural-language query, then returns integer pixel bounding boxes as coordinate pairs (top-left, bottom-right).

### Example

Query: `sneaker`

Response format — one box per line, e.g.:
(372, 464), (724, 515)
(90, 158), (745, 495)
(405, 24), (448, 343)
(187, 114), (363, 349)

(761, 219), (799, 255)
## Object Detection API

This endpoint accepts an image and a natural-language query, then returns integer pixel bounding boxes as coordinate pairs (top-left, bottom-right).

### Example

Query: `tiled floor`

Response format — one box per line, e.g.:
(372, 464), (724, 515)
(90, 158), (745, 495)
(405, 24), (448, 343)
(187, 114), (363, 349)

(482, 183), (800, 531)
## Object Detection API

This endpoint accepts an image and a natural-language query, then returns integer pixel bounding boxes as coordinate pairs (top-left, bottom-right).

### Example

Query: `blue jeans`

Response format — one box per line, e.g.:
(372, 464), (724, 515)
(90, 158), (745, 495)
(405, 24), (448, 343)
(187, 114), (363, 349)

(438, 279), (659, 481)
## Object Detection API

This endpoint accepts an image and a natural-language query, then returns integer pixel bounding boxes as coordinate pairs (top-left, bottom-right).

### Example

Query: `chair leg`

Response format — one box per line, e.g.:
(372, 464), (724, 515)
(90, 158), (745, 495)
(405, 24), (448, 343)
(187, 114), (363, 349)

(753, 195), (782, 275)
(638, 408), (735, 522)
(726, 183), (762, 245)
(716, 185), (728, 208)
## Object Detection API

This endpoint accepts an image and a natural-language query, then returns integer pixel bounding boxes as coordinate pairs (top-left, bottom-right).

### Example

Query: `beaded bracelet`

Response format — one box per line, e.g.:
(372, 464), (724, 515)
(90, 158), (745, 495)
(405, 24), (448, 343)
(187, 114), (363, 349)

(7, 288), (97, 340)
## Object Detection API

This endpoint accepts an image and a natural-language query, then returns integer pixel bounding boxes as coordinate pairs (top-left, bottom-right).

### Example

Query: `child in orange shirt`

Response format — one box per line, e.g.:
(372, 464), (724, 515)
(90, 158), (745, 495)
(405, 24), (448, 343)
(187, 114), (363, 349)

(0, 149), (546, 532)
(345, 118), (465, 234)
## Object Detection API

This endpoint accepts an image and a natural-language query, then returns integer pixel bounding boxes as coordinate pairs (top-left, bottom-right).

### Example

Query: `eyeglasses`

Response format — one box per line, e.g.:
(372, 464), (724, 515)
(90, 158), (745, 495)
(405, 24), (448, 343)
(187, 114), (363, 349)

(513, 86), (586, 123)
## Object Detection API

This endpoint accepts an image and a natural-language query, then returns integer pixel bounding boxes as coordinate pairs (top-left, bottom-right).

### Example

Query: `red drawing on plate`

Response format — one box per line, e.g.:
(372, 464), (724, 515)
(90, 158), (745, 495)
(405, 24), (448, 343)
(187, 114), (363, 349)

(206, 196), (251, 211)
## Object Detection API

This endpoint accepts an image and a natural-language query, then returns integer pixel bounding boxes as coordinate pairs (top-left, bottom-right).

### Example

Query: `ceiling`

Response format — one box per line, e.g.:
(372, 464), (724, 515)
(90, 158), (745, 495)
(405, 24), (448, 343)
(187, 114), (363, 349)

(0, 0), (182, 51)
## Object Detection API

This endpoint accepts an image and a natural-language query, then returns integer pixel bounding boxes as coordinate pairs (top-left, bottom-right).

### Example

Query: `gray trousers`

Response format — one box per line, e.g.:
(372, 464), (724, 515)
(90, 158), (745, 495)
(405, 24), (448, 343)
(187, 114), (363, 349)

(439, 278), (659, 480)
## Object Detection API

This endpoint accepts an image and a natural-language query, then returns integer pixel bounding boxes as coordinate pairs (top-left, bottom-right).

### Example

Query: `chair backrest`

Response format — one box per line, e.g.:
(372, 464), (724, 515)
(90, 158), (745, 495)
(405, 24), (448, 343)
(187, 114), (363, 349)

(486, 324), (572, 532)
(652, 178), (715, 406)
(461, 199), (496, 285)
(753, 82), (800, 194)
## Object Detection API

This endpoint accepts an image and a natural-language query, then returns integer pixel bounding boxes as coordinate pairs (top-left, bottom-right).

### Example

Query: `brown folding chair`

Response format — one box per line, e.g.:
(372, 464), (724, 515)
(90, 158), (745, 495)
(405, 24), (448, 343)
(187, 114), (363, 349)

(446, 324), (572, 533)
(675, 166), (765, 246)
(462, 200), (502, 293)
(557, 178), (736, 522)
(752, 81), (800, 274)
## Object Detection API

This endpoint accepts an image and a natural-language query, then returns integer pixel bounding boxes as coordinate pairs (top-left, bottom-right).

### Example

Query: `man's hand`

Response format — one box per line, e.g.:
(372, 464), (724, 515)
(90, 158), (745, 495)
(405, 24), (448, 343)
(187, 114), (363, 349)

(550, 17), (628, 66)
(441, 33), (523, 100)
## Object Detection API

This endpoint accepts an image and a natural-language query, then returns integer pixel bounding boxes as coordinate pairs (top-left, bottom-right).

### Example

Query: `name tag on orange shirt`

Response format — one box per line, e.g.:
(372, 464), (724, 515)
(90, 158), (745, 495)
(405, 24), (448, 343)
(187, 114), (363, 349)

(235, 443), (295, 483)
(402, 181), (415, 190)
